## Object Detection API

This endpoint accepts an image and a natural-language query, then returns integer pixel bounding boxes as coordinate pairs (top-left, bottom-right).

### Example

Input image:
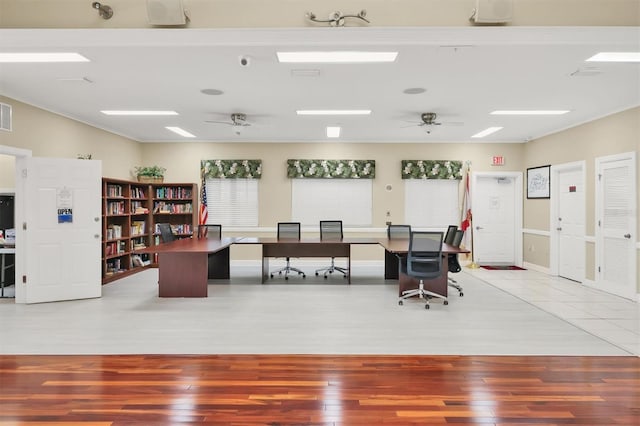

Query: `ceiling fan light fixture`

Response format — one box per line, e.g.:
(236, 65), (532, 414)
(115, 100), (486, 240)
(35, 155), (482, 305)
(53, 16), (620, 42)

(277, 51), (397, 63)
(471, 126), (503, 138)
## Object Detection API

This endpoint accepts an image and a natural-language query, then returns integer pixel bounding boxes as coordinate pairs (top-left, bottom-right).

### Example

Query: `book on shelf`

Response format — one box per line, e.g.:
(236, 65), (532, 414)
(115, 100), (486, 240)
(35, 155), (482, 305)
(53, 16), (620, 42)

(131, 220), (146, 236)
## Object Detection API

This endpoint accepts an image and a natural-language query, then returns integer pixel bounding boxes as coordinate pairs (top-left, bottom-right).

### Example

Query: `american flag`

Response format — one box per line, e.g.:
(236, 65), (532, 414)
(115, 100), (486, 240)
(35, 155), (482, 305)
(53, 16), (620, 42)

(198, 176), (208, 225)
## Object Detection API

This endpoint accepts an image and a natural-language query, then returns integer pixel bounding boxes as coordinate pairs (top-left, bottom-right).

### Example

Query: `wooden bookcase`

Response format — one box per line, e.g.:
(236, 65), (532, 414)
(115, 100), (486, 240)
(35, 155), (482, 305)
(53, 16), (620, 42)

(101, 178), (197, 284)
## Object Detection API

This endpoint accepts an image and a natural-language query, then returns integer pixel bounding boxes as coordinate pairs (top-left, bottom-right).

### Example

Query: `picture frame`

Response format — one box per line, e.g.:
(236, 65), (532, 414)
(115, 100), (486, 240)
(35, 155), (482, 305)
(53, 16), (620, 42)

(527, 165), (551, 199)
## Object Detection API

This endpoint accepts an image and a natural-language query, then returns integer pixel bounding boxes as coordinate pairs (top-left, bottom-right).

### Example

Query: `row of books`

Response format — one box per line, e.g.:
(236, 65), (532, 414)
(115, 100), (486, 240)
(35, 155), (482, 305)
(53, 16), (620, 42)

(131, 187), (146, 199)
(106, 224), (122, 240)
(153, 201), (193, 214)
(105, 240), (127, 256)
(106, 184), (123, 198)
(154, 223), (192, 235)
(131, 220), (146, 236)
(131, 201), (149, 214)
(107, 201), (126, 215)
(155, 187), (192, 200)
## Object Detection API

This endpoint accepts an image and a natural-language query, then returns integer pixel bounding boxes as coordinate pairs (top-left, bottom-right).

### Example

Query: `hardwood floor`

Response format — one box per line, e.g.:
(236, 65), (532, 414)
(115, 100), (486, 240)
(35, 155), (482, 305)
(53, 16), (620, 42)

(1, 355), (638, 425)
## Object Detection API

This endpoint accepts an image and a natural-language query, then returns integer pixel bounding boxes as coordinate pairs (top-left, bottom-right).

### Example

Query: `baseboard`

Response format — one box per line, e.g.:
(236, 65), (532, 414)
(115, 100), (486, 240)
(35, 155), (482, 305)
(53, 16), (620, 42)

(522, 262), (550, 274)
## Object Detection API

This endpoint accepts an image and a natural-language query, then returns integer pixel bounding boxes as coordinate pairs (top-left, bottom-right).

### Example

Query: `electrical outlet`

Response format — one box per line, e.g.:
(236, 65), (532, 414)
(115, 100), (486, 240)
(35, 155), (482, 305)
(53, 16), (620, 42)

(385, 221), (392, 226)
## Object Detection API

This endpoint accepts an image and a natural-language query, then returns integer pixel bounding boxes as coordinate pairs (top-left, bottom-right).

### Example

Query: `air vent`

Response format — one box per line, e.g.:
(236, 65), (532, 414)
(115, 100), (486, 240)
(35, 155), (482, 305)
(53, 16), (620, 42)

(470, 0), (513, 24)
(0, 103), (11, 132)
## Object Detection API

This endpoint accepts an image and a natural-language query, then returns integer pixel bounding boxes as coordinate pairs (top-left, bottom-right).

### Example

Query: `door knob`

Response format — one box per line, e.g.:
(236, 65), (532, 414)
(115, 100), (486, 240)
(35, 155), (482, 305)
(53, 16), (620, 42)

(94, 234), (100, 239)
(624, 234), (631, 239)
(556, 227), (562, 231)
(475, 226), (483, 230)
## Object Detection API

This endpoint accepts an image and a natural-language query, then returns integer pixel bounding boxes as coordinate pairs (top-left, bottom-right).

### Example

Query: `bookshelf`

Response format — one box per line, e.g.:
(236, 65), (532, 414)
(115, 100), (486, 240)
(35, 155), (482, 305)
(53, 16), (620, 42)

(101, 178), (197, 284)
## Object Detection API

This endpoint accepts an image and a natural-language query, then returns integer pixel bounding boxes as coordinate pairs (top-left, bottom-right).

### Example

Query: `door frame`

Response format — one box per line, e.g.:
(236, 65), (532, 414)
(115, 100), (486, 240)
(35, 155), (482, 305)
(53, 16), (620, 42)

(549, 161), (586, 278)
(594, 151), (637, 300)
(471, 171), (523, 266)
(0, 144), (32, 303)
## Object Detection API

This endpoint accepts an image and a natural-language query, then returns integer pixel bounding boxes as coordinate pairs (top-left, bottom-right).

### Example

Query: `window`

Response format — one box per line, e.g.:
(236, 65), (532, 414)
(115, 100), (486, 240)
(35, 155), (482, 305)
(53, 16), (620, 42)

(205, 178), (258, 226)
(291, 179), (372, 226)
(404, 179), (458, 228)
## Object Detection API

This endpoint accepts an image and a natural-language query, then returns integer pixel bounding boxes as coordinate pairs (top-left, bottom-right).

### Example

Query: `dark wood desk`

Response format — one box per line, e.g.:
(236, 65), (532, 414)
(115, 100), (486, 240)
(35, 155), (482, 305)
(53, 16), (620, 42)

(137, 237), (238, 297)
(378, 239), (469, 298)
(236, 237), (380, 284)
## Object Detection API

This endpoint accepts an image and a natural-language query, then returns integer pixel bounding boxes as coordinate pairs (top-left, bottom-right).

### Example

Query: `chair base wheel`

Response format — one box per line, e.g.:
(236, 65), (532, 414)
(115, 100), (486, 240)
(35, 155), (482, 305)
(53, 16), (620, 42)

(285, 276), (288, 280)
(425, 304), (430, 309)
(444, 300), (448, 305)
(398, 300), (403, 306)
(459, 292), (464, 297)
(315, 272), (319, 276)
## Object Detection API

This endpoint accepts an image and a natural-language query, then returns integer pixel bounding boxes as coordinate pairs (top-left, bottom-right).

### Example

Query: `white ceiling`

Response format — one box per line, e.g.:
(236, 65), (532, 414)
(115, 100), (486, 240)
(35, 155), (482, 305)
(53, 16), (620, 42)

(0, 26), (638, 143)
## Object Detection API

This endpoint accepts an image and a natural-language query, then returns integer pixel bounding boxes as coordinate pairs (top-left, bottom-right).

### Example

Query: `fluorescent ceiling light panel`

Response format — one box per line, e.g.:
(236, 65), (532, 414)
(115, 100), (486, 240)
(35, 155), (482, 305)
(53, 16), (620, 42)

(101, 110), (179, 116)
(326, 127), (341, 138)
(277, 51), (397, 63)
(166, 126), (195, 138)
(0, 52), (89, 63)
(586, 52), (640, 62)
(297, 110), (371, 116)
(471, 127), (503, 138)
(490, 110), (569, 115)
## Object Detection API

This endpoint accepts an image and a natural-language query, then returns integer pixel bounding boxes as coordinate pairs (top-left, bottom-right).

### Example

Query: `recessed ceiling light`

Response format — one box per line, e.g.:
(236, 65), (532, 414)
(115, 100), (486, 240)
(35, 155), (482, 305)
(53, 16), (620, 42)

(101, 110), (179, 116)
(277, 51), (397, 63)
(586, 52), (640, 62)
(200, 88), (224, 96)
(471, 127), (503, 138)
(166, 127), (195, 138)
(490, 110), (570, 115)
(0, 52), (90, 63)
(403, 87), (426, 95)
(326, 127), (341, 138)
(297, 110), (371, 115)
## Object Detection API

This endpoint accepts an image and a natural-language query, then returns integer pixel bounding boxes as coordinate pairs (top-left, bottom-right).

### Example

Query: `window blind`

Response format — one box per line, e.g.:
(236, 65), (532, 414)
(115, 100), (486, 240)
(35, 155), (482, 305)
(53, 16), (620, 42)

(404, 179), (459, 228)
(205, 178), (259, 226)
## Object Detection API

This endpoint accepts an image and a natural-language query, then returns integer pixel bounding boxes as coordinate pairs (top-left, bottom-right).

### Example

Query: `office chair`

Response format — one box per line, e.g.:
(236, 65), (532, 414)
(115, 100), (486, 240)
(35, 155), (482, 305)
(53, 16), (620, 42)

(157, 223), (176, 243)
(387, 224), (412, 240)
(198, 224), (222, 239)
(398, 231), (448, 309)
(315, 220), (348, 279)
(444, 225), (458, 245)
(447, 229), (464, 296)
(270, 222), (306, 280)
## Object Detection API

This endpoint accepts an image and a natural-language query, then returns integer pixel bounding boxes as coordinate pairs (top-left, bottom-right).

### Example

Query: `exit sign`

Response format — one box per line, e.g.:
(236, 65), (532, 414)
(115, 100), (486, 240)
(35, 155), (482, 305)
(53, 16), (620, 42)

(492, 156), (505, 166)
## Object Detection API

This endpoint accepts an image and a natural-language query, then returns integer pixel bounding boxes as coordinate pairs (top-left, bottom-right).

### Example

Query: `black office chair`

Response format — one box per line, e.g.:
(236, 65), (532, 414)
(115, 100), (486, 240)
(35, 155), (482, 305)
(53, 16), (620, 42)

(270, 222), (306, 280)
(444, 225), (458, 245)
(447, 229), (464, 296)
(315, 220), (348, 279)
(198, 224), (222, 239)
(387, 224), (412, 240)
(398, 231), (448, 309)
(157, 223), (176, 243)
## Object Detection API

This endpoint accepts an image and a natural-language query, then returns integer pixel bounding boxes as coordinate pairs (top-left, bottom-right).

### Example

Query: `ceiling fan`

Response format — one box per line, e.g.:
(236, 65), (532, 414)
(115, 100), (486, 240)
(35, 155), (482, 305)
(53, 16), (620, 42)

(206, 113), (252, 135)
(404, 112), (463, 134)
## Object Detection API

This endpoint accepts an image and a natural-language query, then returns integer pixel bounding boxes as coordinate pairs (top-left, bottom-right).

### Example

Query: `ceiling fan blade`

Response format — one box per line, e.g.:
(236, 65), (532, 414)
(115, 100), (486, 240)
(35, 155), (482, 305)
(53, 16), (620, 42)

(205, 120), (233, 125)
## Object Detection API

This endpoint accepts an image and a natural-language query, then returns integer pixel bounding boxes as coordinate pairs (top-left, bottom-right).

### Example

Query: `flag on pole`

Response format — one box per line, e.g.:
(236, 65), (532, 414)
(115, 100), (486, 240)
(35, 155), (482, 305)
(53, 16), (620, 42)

(198, 173), (208, 226)
(460, 166), (472, 257)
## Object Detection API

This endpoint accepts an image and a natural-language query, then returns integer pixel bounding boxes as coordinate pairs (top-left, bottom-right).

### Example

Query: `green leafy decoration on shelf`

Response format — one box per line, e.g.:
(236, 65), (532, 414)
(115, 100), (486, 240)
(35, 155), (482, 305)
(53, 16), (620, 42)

(287, 159), (375, 179)
(401, 160), (463, 180)
(201, 160), (262, 179)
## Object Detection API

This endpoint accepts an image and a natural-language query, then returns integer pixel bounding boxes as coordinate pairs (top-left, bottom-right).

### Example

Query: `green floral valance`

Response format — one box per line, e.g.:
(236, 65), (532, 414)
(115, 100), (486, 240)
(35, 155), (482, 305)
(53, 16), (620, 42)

(201, 159), (262, 179)
(287, 159), (375, 179)
(401, 160), (463, 180)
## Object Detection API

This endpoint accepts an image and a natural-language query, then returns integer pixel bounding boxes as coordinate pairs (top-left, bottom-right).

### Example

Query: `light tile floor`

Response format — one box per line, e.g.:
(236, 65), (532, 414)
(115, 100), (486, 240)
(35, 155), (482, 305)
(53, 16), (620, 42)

(0, 264), (637, 356)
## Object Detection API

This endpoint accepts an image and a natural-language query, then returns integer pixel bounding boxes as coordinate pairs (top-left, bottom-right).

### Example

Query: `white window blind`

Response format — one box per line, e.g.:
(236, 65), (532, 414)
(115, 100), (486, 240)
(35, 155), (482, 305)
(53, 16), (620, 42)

(291, 179), (372, 226)
(404, 179), (459, 228)
(205, 178), (258, 226)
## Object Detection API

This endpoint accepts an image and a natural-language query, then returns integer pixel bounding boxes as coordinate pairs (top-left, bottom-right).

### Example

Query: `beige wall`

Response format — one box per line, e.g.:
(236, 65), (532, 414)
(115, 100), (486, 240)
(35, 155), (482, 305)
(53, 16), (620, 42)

(0, 95), (142, 186)
(1, 0), (638, 28)
(523, 106), (640, 286)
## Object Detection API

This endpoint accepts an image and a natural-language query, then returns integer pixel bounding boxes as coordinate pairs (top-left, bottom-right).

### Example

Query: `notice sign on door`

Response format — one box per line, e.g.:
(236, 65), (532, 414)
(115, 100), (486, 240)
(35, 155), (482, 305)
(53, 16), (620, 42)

(57, 187), (73, 223)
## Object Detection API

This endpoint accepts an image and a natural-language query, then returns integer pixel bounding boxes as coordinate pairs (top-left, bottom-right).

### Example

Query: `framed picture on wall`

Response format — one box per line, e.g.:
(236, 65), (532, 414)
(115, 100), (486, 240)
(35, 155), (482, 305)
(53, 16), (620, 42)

(527, 165), (551, 199)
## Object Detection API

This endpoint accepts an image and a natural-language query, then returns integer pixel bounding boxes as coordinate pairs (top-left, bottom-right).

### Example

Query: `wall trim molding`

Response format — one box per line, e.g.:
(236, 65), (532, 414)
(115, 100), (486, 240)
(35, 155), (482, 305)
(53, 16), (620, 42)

(522, 228), (550, 237)
(523, 262), (550, 274)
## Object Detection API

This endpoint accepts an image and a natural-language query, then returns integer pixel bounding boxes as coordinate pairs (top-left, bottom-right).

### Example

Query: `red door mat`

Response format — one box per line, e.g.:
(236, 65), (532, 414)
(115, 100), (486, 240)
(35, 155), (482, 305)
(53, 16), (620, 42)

(480, 265), (526, 270)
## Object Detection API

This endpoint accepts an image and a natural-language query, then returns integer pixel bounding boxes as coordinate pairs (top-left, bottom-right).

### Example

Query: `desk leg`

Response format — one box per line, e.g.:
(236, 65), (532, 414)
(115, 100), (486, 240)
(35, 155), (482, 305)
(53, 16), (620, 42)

(207, 247), (230, 279)
(158, 252), (208, 297)
(0, 254), (4, 297)
(261, 247), (269, 284)
(385, 250), (399, 279)
(347, 246), (351, 284)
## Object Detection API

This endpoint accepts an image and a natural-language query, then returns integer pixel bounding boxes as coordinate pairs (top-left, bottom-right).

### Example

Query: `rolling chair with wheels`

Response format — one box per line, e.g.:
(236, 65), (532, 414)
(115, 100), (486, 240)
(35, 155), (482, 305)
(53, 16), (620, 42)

(444, 225), (458, 245)
(447, 229), (464, 296)
(387, 224), (412, 240)
(398, 231), (448, 309)
(157, 223), (176, 243)
(198, 224), (222, 239)
(270, 222), (306, 280)
(315, 220), (348, 279)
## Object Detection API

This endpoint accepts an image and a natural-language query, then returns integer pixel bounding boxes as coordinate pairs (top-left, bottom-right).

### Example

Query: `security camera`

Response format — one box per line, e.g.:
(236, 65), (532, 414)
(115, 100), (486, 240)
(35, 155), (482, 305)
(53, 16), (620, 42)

(239, 56), (250, 67)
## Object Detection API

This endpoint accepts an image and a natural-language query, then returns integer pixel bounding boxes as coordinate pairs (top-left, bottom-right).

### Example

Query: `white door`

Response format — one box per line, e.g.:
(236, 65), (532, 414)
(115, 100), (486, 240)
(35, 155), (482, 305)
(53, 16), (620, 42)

(17, 157), (102, 303)
(472, 172), (523, 265)
(556, 166), (585, 282)
(596, 153), (636, 300)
